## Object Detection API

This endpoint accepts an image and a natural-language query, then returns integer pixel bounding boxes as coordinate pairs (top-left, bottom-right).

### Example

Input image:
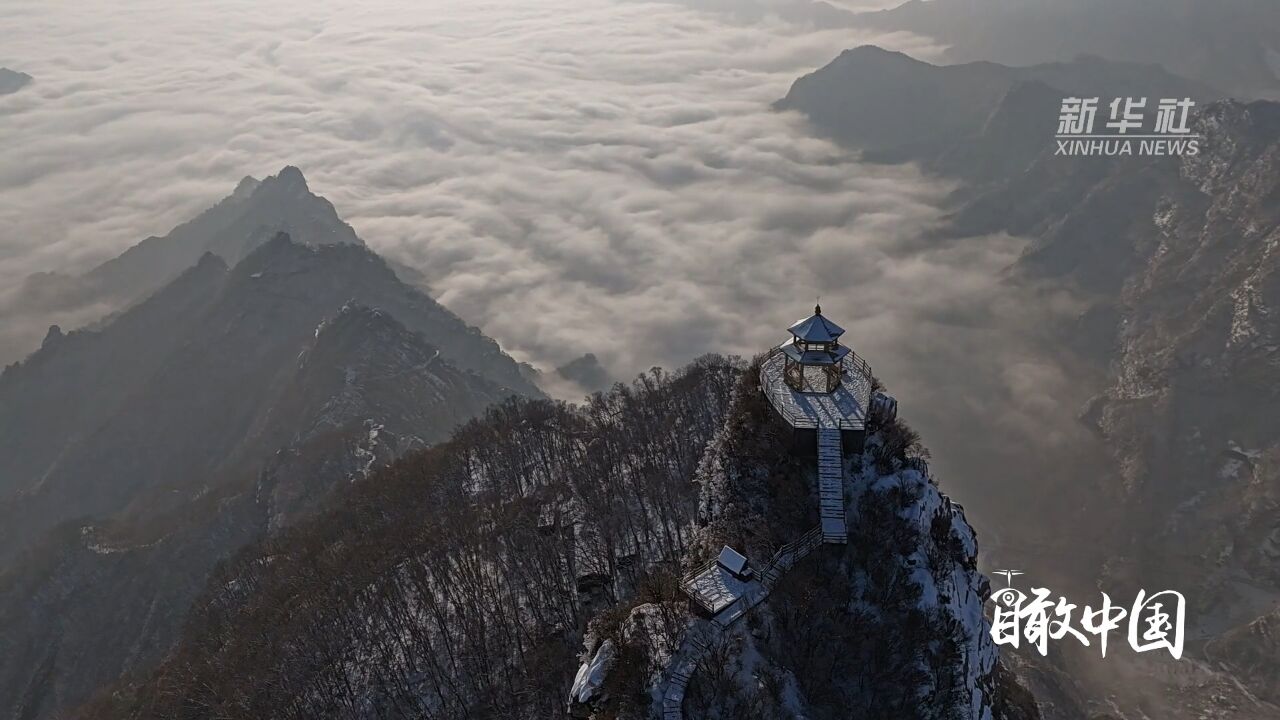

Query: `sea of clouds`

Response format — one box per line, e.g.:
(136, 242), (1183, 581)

(0, 0), (951, 369)
(0, 0), (1100, 528)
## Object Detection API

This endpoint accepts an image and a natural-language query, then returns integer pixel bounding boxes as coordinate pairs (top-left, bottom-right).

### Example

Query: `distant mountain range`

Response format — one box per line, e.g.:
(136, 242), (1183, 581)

(777, 46), (1217, 181)
(0, 170), (541, 719)
(851, 0), (1280, 100)
(3, 167), (358, 365)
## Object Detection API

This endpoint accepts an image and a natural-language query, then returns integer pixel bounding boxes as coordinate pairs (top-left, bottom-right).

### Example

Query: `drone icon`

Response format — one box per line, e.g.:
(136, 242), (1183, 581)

(994, 569), (1025, 588)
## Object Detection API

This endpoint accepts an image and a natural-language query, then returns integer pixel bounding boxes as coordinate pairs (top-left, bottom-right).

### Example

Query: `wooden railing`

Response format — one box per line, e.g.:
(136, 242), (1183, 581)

(679, 554), (720, 588)
(758, 347), (874, 430)
(681, 523), (824, 600)
(757, 524), (823, 589)
(667, 523), (826, 719)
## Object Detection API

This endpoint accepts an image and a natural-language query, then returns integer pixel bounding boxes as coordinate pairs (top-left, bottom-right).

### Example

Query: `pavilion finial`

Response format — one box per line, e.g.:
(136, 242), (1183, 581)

(814, 297), (822, 316)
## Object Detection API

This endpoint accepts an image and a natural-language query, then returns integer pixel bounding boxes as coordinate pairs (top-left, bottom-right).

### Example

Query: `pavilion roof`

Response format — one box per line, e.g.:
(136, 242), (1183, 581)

(787, 306), (845, 342)
(781, 338), (850, 365)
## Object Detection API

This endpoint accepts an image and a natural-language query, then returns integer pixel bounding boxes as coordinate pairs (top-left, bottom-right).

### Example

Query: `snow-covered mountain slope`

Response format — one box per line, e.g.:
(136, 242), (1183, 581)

(79, 353), (1037, 720)
(626, 363), (1035, 720)
(72, 357), (743, 720)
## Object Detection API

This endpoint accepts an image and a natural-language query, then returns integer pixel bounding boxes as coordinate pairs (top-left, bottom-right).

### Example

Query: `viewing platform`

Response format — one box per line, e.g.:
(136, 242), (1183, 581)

(759, 304), (875, 543)
(759, 348), (873, 438)
(664, 305), (882, 719)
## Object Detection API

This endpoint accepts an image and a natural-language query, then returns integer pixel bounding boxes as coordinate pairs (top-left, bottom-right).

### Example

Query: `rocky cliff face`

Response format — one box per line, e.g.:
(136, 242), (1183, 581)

(928, 98), (1280, 718)
(945, 99), (1280, 627)
(1083, 100), (1280, 672)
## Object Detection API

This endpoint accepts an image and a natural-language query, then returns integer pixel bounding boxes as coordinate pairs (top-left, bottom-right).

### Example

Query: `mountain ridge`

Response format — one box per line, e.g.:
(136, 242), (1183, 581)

(0, 178), (540, 719)
(850, 0), (1280, 99)
(1, 166), (360, 365)
(776, 45), (1217, 182)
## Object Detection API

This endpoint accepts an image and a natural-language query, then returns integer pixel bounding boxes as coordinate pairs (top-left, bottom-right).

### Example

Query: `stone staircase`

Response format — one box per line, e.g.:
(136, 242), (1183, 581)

(817, 428), (847, 543)
(660, 621), (726, 719)
(662, 524), (825, 719)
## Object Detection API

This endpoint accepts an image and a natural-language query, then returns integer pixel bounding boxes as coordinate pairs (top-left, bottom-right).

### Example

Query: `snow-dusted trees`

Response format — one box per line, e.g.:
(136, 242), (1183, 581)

(77, 356), (743, 720)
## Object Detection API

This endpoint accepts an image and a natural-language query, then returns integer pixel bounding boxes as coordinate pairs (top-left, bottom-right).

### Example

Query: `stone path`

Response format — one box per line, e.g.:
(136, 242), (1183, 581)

(660, 619), (721, 720)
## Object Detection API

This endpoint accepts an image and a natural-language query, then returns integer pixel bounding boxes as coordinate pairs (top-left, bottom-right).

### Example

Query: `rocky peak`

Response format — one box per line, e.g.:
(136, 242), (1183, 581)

(0, 219), (535, 720)
(229, 232), (387, 289)
(41, 325), (63, 349)
(555, 352), (614, 394)
(194, 250), (228, 270)
(266, 165), (310, 194)
(231, 175), (261, 200)
(1, 165), (367, 367)
(310, 303), (415, 354)
(238, 230), (310, 266)
(0, 67), (32, 95)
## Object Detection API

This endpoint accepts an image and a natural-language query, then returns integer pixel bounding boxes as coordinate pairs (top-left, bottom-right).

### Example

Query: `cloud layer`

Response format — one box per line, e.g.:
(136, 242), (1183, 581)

(0, 1), (1105, 528)
(0, 0), (947, 367)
